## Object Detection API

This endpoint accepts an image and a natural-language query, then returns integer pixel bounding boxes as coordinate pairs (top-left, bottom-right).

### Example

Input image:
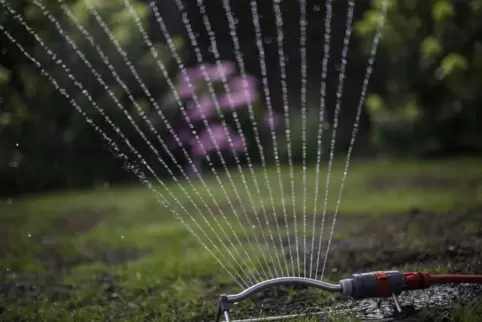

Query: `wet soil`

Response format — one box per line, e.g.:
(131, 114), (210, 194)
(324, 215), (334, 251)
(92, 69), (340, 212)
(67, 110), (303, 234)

(228, 284), (482, 321)
(300, 208), (482, 276)
(230, 207), (482, 321)
(1, 205), (481, 321)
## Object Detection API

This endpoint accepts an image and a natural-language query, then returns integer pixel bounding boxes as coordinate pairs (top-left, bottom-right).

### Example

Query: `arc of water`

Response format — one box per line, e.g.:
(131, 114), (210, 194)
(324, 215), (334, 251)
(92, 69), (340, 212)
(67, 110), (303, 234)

(309, 0), (333, 280)
(272, 0), (298, 277)
(79, 0), (263, 283)
(249, 0), (290, 277)
(0, 22), (251, 289)
(120, 0), (265, 282)
(194, 0), (288, 280)
(28, 0), (252, 281)
(0, 25), (249, 287)
(150, 0), (274, 279)
(57, 0), (240, 265)
(299, 0), (308, 278)
(19, 0), (258, 284)
(175, 0), (283, 278)
(315, 0), (356, 280)
(6, 0), (390, 288)
(149, 0), (269, 280)
(322, 0), (388, 280)
(218, 0), (285, 278)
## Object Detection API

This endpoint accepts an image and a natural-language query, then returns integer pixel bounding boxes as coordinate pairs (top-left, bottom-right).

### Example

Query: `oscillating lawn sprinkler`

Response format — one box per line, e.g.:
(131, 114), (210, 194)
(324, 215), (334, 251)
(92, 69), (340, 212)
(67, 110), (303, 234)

(215, 270), (482, 322)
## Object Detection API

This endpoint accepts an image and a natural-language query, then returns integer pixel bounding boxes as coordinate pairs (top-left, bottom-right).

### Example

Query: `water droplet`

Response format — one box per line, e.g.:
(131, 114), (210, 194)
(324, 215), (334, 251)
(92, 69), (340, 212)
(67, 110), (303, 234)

(313, 4), (320, 12)
(27, 233), (32, 238)
(121, 235), (124, 239)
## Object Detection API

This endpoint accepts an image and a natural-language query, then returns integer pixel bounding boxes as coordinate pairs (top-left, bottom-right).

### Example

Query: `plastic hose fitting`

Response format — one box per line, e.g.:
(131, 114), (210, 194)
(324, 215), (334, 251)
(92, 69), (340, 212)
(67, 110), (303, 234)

(340, 270), (405, 299)
(402, 272), (432, 291)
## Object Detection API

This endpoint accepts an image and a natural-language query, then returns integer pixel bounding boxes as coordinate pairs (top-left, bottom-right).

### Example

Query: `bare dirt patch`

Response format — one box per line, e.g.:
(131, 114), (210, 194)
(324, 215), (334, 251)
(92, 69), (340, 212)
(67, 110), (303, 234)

(305, 208), (482, 274)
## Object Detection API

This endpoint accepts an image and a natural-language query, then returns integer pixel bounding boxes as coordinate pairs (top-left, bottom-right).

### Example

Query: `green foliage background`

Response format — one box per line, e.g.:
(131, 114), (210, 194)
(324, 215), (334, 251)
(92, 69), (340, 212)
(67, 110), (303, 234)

(0, 0), (180, 195)
(1, 0), (481, 196)
(357, 0), (482, 156)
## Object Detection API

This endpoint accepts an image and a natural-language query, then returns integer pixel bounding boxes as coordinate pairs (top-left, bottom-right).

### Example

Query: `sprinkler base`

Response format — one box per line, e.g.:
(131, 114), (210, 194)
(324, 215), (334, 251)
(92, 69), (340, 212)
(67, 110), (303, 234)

(215, 271), (482, 322)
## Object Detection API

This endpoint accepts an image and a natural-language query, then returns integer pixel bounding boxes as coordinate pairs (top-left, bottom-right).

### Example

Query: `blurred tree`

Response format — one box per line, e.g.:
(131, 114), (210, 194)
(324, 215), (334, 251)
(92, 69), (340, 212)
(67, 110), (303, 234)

(356, 0), (482, 156)
(0, 0), (180, 196)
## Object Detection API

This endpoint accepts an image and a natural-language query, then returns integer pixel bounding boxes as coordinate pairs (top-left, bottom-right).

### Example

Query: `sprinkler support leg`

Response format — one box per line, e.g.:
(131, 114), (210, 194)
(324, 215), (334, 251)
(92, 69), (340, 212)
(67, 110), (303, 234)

(391, 293), (417, 319)
(224, 310), (231, 322)
(376, 298), (382, 310)
(391, 293), (402, 313)
(215, 295), (231, 322)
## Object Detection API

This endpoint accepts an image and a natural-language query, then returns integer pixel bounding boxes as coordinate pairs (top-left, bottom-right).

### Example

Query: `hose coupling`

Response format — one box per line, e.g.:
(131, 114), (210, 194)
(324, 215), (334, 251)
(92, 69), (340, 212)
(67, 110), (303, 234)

(340, 270), (405, 299)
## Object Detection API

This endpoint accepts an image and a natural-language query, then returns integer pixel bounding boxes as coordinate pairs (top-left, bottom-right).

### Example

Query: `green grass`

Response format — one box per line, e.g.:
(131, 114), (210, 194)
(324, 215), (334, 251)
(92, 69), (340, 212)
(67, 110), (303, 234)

(451, 298), (482, 322)
(0, 158), (481, 321)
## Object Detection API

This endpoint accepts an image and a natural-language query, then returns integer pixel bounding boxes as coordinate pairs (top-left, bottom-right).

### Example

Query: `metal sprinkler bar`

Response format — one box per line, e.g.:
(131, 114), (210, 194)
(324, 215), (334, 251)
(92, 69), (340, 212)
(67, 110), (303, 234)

(215, 270), (482, 322)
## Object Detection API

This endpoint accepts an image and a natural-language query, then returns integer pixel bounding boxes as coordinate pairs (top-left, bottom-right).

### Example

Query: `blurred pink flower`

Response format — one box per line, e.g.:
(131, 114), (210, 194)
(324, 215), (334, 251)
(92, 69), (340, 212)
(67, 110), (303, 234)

(165, 61), (261, 179)
(186, 95), (215, 121)
(219, 76), (258, 109)
(263, 111), (283, 129)
(230, 134), (244, 152)
(186, 75), (258, 121)
(185, 158), (202, 179)
(191, 124), (244, 157)
(206, 61), (236, 82)
(176, 61), (236, 100)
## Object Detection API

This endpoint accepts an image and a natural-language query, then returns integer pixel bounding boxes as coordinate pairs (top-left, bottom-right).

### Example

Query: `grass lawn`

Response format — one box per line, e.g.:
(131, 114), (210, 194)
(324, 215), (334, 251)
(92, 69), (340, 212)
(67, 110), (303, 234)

(1, 158), (481, 321)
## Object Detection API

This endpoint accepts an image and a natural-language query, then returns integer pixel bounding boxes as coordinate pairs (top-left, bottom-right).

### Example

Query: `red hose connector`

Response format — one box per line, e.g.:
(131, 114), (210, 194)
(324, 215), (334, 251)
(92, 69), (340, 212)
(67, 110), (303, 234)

(403, 272), (432, 291)
(403, 272), (482, 291)
(340, 271), (482, 299)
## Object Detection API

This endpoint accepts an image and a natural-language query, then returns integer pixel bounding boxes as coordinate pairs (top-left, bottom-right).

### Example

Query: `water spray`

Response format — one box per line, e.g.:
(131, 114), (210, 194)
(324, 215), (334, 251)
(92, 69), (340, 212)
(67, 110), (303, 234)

(215, 271), (482, 321)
